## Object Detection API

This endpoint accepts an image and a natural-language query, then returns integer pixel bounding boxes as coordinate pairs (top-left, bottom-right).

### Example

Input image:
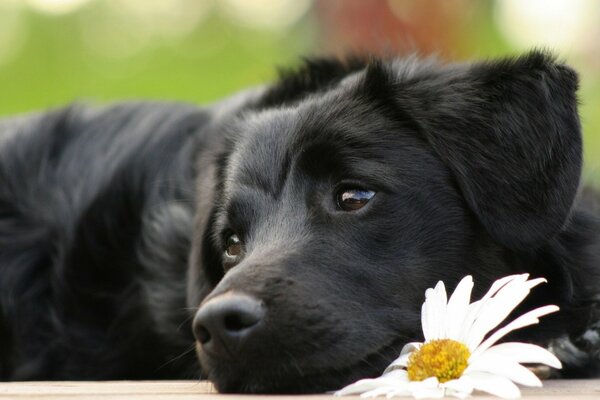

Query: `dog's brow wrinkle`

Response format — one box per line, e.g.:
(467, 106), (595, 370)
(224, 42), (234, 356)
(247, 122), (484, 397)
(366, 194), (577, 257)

(235, 175), (277, 199)
(227, 130), (296, 199)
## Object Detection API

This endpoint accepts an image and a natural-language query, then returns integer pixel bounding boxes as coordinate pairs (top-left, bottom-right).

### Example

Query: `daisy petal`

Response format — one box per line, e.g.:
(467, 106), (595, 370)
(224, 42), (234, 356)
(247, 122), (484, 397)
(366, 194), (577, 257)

(361, 386), (398, 398)
(384, 343), (421, 373)
(480, 274), (529, 303)
(421, 287), (438, 341)
(385, 388), (411, 398)
(472, 305), (559, 358)
(445, 276), (474, 340)
(410, 387), (445, 399)
(466, 276), (545, 350)
(445, 389), (472, 399)
(421, 300), (430, 342)
(443, 376), (474, 399)
(457, 275), (527, 344)
(399, 342), (421, 356)
(480, 342), (562, 369)
(334, 370), (409, 396)
(525, 278), (547, 290)
(408, 377), (445, 399)
(434, 282), (448, 339)
(383, 369), (409, 379)
(456, 299), (482, 343)
(384, 354), (410, 372)
(423, 281), (447, 340)
(466, 354), (542, 387)
(334, 379), (384, 396)
(467, 371), (522, 399)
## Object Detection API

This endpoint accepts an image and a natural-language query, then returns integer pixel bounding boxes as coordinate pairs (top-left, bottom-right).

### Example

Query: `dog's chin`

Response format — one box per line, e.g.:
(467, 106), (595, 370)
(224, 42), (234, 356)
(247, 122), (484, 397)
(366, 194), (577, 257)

(199, 345), (399, 394)
(206, 362), (384, 394)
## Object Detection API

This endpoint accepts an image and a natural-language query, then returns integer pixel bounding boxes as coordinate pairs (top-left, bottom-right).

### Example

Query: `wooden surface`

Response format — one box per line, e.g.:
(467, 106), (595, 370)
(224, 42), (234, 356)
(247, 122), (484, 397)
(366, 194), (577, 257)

(1, 380), (600, 399)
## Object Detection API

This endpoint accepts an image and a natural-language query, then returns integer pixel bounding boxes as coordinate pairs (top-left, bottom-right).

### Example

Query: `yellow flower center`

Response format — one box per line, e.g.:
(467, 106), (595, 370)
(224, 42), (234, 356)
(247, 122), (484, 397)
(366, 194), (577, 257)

(407, 339), (470, 383)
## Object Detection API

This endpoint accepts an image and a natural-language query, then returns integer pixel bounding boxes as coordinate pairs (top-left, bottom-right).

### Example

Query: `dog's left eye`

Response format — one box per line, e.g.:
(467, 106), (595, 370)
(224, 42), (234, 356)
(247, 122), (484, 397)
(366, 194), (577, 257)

(336, 188), (376, 211)
(225, 234), (243, 258)
(223, 233), (244, 271)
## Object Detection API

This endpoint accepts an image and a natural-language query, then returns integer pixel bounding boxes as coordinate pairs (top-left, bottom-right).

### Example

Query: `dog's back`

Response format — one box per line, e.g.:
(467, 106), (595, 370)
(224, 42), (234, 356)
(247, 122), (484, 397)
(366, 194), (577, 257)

(0, 103), (209, 379)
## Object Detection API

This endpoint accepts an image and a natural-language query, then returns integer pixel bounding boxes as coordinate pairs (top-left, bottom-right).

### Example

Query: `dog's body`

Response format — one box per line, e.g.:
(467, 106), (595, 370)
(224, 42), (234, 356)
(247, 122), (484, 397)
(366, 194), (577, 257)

(1, 51), (600, 392)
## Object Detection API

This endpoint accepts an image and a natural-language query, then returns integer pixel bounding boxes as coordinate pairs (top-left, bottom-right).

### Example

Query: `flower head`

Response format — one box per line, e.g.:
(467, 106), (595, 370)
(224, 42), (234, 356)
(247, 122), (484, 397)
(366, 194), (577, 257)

(407, 339), (470, 383)
(334, 274), (562, 399)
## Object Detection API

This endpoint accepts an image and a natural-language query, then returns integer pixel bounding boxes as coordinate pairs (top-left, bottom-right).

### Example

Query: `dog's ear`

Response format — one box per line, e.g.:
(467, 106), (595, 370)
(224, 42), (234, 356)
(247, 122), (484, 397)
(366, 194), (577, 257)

(383, 51), (583, 249)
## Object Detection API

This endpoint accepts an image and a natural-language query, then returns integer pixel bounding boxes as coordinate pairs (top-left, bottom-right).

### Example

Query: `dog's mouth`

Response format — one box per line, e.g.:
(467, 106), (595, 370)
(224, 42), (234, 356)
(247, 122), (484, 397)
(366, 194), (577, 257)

(199, 336), (407, 394)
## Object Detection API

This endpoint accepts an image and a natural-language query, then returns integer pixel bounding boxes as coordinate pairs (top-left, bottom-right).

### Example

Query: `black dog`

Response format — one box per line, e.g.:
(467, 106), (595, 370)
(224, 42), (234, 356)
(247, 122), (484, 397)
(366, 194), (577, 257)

(1, 50), (599, 393)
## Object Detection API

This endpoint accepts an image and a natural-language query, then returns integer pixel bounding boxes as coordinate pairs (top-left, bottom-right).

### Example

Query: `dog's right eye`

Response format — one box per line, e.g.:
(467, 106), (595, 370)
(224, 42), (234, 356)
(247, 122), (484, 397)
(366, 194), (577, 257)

(336, 188), (376, 211)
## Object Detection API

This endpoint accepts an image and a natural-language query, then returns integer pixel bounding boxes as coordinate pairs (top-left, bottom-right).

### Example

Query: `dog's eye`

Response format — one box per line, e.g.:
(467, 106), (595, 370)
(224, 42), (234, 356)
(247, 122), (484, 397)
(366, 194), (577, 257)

(336, 189), (376, 211)
(225, 234), (243, 258)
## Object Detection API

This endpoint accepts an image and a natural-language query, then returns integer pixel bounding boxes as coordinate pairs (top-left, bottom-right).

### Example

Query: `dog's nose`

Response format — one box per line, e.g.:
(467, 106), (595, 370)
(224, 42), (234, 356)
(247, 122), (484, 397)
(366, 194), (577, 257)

(193, 293), (265, 355)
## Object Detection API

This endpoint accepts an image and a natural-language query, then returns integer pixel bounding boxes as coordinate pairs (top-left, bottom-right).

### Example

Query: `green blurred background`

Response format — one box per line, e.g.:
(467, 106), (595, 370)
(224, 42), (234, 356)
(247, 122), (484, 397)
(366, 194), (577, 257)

(0, 0), (599, 183)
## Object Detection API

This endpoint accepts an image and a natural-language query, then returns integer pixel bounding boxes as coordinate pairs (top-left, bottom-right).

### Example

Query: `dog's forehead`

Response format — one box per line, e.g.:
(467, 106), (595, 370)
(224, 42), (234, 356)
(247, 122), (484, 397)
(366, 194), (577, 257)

(224, 88), (396, 197)
(224, 108), (300, 196)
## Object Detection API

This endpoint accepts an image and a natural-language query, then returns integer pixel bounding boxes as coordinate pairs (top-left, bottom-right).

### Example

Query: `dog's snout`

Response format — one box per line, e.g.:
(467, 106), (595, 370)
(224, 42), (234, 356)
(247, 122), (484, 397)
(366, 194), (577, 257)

(193, 293), (265, 354)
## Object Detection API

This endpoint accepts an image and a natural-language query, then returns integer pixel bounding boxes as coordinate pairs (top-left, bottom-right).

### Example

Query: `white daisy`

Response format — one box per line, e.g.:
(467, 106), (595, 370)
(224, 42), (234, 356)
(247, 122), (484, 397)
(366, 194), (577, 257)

(334, 274), (562, 399)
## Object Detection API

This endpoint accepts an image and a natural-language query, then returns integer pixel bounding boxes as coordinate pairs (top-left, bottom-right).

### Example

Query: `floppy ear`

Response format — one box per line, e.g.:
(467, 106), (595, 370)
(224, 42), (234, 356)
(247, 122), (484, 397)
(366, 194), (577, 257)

(392, 51), (583, 249)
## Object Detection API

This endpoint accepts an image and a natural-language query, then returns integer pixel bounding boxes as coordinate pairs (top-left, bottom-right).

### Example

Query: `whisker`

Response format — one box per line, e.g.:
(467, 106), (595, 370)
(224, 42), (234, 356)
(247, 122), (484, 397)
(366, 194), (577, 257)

(177, 313), (196, 332)
(284, 350), (304, 377)
(156, 343), (197, 372)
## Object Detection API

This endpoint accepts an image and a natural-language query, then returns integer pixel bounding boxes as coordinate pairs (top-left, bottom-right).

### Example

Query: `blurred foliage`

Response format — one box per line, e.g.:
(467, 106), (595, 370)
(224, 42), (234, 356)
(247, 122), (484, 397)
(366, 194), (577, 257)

(0, 0), (598, 183)
(0, 0), (315, 114)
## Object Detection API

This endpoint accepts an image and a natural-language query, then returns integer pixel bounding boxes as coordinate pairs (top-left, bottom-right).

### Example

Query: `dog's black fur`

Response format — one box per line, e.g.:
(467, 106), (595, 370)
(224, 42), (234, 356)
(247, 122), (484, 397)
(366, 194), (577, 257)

(1, 50), (599, 392)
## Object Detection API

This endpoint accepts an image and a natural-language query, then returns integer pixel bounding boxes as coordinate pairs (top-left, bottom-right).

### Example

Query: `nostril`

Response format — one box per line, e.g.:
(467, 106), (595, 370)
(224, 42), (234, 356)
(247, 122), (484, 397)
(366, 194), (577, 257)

(223, 311), (260, 332)
(195, 324), (211, 344)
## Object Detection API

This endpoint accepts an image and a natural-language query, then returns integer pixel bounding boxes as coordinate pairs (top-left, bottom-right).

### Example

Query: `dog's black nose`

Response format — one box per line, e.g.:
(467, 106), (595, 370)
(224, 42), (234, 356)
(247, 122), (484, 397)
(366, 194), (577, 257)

(193, 293), (265, 355)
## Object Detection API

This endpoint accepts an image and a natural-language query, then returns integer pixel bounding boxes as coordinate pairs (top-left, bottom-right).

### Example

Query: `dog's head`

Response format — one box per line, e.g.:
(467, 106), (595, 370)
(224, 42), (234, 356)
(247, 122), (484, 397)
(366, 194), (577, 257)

(187, 51), (582, 393)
